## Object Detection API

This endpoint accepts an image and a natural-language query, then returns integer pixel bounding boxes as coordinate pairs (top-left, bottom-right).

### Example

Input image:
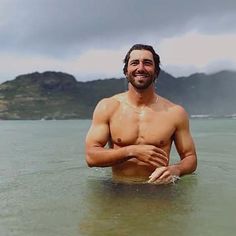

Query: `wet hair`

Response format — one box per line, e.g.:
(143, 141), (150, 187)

(123, 44), (160, 77)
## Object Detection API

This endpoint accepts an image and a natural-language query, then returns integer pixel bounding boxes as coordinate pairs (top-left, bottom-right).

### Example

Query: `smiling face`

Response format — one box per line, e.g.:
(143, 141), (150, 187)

(126, 49), (156, 90)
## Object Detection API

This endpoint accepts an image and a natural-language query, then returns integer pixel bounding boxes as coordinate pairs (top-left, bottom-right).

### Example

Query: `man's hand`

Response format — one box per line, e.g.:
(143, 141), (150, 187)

(127, 145), (168, 167)
(148, 166), (181, 184)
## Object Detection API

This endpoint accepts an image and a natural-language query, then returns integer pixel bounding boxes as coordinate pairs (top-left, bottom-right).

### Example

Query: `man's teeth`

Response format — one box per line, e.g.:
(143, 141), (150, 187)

(135, 74), (148, 77)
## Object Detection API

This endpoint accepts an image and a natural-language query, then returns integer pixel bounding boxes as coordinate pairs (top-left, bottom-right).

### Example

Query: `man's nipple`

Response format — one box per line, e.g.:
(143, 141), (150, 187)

(159, 140), (164, 146)
(117, 138), (122, 143)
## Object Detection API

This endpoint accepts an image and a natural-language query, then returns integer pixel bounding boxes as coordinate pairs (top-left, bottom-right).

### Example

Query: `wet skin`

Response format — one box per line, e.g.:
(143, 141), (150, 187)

(110, 93), (174, 181)
(85, 49), (197, 184)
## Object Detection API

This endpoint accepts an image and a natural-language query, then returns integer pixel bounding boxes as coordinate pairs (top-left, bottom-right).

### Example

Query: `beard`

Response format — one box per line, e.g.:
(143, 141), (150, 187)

(127, 72), (155, 90)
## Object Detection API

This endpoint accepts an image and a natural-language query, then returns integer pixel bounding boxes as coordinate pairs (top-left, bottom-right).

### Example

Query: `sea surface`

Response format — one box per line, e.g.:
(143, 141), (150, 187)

(0, 119), (236, 236)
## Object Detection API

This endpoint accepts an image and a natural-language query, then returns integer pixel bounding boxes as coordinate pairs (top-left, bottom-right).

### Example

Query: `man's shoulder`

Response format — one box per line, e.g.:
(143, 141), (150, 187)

(97, 92), (126, 107)
(112, 92), (127, 102)
(94, 93), (126, 115)
(160, 96), (188, 119)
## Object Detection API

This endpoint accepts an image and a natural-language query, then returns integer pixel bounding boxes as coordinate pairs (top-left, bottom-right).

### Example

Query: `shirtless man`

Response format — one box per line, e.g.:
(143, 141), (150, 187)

(85, 44), (197, 184)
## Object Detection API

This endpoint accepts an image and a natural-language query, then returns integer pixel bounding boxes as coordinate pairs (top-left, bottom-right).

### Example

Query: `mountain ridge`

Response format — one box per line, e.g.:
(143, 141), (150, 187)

(0, 70), (235, 119)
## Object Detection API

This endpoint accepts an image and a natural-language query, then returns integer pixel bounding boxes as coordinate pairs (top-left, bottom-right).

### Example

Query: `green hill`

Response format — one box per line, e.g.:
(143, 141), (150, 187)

(0, 70), (235, 119)
(0, 71), (125, 119)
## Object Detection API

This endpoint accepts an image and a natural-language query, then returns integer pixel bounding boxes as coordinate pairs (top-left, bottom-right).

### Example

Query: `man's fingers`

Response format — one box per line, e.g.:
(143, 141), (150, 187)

(150, 153), (168, 166)
(151, 148), (169, 165)
(156, 176), (172, 185)
(149, 161), (159, 167)
(150, 157), (167, 167)
(158, 170), (171, 180)
(148, 167), (167, 183)
(156, 154), (168, 165)
(153, 147), (168, 157)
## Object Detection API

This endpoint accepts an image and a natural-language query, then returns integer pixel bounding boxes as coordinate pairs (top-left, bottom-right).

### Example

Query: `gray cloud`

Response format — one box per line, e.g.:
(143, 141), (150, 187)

(1, 0), (236, 57)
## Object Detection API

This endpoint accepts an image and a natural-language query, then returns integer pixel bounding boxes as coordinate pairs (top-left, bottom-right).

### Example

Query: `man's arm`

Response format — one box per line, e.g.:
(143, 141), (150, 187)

(85, 98), (130, 167)
(85, 98), (168, 167)
(148, 106), (197, 183)
(171, 106), (197, 175)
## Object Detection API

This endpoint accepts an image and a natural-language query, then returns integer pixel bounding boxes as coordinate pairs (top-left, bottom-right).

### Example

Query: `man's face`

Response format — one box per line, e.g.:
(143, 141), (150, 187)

(126, 49), (156, 90)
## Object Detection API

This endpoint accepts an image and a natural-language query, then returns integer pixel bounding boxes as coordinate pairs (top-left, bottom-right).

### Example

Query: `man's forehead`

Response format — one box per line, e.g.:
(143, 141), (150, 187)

(129, 49), (154, 61)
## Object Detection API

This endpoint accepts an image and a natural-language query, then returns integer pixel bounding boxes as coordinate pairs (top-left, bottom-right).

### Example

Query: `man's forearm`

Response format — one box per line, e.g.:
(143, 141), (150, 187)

(171, 154), (197, 176)
(86, 146), (131, 167)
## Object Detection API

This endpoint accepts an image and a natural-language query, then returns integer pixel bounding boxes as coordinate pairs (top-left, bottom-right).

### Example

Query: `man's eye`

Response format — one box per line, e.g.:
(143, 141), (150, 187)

(130, 62), (138, 65)
(144, 61), (153, 65)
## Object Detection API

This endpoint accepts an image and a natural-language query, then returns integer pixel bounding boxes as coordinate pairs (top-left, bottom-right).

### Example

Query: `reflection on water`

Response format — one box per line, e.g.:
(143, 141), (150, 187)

(79, 175), (198, 236)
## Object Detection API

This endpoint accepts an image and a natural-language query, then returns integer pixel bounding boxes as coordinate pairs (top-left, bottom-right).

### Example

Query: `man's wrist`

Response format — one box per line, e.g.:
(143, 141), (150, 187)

(124, 145), (135, 158)
(168, 164), (181, 176)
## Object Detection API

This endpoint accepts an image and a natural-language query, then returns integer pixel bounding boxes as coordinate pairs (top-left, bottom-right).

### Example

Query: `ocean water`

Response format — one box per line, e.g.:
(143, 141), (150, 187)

(0, 119), (236, 236)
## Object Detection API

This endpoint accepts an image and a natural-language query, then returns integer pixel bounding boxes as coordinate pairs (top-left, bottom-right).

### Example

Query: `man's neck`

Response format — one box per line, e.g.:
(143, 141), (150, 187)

(127, 84), (157, 107)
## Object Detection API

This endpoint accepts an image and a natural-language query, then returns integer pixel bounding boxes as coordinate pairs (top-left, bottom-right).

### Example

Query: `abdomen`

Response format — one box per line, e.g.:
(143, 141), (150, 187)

(112, 158), (156, 182)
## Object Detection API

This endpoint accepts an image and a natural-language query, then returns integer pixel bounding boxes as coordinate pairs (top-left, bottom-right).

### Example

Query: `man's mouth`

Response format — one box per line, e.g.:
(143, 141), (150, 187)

(134, 73), (149, 78)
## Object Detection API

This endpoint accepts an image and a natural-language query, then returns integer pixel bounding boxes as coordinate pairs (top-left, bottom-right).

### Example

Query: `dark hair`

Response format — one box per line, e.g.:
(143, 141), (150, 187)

(123, 44), (160, 77)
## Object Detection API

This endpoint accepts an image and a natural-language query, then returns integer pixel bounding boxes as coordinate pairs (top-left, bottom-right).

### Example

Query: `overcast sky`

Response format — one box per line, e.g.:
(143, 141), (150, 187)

(0, 0), (236, 82)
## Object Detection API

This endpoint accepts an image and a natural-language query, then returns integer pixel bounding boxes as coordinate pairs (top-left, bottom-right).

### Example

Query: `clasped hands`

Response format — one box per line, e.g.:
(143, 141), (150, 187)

(128, 144), (180, 184)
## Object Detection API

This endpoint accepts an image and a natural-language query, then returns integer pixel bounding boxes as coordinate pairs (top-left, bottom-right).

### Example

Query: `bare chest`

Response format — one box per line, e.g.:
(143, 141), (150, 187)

(109, 106), (176, 147)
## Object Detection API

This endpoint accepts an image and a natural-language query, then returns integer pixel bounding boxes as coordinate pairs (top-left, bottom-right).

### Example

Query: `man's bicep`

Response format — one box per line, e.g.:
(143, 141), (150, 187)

(174, 129), (195, 160)
(86, 122), (110, 148)
(85, 99), (112, 148)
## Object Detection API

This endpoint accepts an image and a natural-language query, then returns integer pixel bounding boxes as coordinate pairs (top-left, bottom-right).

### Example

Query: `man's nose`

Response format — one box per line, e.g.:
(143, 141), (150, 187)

(137, 62), (145, 71)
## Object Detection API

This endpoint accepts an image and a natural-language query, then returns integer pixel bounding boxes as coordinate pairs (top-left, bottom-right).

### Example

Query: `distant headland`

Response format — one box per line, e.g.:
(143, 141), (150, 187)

(0, 70), (235, 120)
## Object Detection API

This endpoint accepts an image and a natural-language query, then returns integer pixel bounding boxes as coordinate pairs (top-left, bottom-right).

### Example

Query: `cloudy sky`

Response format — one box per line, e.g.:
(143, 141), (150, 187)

(0, 0), (236, 82)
